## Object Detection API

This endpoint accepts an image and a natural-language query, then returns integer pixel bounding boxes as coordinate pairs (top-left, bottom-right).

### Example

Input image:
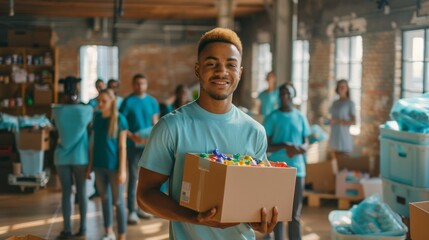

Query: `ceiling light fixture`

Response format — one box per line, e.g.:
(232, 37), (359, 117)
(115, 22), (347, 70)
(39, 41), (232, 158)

(9, 0), (14, 16)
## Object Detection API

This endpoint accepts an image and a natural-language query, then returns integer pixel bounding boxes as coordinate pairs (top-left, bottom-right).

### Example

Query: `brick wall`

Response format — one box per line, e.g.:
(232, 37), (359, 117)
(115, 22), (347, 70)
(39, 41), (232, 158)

(118, 43), (197, 101)
(359, 31), (396, 155)
(56, 30), (199, 103)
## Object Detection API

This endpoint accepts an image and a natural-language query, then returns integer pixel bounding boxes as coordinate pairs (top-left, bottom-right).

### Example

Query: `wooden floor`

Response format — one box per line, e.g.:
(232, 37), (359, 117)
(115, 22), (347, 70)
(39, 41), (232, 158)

(0, 186), (335, 240)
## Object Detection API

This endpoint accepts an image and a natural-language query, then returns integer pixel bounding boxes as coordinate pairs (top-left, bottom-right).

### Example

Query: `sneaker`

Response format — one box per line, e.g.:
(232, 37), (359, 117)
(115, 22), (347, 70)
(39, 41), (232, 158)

(137, 209), (154, 219)
(101, 233), (116, 240)
(56, 231), (73, 240)
(127, 211), (139, 225)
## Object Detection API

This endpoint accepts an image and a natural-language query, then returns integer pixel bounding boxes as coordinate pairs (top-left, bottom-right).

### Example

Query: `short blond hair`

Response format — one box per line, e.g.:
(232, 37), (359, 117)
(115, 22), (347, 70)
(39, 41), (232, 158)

(197, 28), (242, 56)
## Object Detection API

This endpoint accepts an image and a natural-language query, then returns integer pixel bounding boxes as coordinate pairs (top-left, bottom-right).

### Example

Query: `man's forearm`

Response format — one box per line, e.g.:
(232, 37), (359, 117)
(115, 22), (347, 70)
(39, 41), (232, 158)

(137, 188), (198, 224)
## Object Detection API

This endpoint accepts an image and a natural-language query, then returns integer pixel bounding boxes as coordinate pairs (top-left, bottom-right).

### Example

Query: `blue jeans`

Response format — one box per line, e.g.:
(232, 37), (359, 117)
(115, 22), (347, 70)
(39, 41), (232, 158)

(273, 176), (304, 240)
(56, 164), (88, 233)
(126, 146), (144, 213)
(95, 168), (126, 234)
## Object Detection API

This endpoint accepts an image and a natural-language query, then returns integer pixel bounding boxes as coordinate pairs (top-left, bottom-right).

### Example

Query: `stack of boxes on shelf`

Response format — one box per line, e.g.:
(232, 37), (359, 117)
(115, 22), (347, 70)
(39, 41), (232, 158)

(379, 125), (429, 240)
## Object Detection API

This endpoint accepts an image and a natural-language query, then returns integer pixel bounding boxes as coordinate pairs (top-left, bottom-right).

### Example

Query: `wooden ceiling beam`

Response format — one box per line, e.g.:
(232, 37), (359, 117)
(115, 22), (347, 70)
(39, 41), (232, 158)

(0, 1), (265, 19)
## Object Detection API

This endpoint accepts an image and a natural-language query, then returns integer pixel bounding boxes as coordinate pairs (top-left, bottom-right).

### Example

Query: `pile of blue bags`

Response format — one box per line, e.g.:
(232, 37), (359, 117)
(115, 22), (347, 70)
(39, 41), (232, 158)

(390, 93), (429, 133)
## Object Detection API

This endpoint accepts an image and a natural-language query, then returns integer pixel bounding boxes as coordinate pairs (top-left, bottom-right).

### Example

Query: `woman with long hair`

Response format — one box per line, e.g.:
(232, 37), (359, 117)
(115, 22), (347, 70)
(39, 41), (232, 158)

(328, 79), (356, 159)
(87, 89), (128, 240)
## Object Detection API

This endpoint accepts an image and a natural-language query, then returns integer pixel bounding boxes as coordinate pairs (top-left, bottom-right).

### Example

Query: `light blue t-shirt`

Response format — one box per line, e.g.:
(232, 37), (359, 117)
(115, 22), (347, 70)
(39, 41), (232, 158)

(258, 88), (279, 117)
(119, 94), (159, 148)
(263, 108), (311, 177)
(139, 101), (267, 240)
(92, 112), (128, 170)
(52, 104), (93, 165)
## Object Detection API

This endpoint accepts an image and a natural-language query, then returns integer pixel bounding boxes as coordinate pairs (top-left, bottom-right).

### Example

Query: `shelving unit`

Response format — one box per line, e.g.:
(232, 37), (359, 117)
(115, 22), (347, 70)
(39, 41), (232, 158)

(0, 47), (58, 116)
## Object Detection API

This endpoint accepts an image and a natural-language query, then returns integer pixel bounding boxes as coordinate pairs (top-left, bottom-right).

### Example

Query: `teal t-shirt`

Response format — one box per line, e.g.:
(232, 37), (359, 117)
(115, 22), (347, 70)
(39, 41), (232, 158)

(139, 101), (267, 240)
(119, 94), (159, 148)
(258, 88), (279, 117)
(263, 108), (311, 177)
(88, 97), (98, 109)
(92, 112), (128, 170)
(53, 104), (93, 165)
(88, 96), (123, 109)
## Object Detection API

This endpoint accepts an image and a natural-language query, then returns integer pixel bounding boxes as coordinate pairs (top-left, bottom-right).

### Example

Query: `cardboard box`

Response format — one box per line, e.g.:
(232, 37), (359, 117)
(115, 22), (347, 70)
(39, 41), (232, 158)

(337, 155), (379, 177)
(180, 153), (297, 223)
(8, 28), (53, 47)
(19, 128), (50, 150)
(7, 30), (33, 47)
(32, 30), (52, 47)
(305, 161), (336, 193)
(335, 169), (367, 199)
(410, 201), (429, 240)
(34, 84), (52, 105)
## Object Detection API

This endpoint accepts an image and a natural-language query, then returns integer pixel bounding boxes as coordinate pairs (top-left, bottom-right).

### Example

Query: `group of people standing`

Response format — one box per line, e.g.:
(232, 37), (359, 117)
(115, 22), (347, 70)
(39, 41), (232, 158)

(51, 27), (356, 240)
(52, 74), (190, 240)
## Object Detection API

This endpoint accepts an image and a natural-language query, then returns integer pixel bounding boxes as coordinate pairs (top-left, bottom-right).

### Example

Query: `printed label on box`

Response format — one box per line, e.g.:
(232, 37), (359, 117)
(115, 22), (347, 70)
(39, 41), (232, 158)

(181, 181), (191, 203)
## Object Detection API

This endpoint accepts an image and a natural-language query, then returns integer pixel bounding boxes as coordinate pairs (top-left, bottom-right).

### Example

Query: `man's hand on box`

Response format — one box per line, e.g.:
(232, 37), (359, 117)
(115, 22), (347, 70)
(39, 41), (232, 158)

(196, 208), (239, 229)
(249, 207), (278, 234)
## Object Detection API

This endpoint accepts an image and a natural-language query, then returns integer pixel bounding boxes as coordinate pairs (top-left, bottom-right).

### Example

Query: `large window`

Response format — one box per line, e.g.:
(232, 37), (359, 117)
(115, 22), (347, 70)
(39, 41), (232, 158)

(402, 29), (429, 98)
(252, 43), (272, 98)
(335, 36), (363, 135)
(292, 40), (310, 113)
(80, 45), (119, 103)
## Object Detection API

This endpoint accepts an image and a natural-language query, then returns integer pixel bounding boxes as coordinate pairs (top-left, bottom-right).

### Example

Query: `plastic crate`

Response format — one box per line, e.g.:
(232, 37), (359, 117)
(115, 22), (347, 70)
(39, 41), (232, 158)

(360, 178), (383, 201)
(380, 125), (429, 145)
(329, 211), (406, 240)
(19, 150), (44, 175)
(380, 137), (429, 188)
(382, 178), (429, 217)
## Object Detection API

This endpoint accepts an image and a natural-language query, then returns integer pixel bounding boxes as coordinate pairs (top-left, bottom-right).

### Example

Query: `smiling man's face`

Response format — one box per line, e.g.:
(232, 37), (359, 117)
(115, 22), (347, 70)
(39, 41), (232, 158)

(195, 42), (243, 101)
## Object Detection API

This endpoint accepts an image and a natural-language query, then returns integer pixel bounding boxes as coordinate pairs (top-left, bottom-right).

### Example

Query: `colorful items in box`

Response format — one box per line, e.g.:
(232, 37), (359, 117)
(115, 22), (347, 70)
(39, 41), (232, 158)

(199, 149), (288, 167)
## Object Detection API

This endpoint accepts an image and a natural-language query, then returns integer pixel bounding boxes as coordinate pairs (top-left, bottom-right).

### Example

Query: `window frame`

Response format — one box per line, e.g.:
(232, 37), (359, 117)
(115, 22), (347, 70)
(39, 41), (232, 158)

(401, 28), (428, 98)
(292, 39), (310, 114)
(334, 35), (363, 136)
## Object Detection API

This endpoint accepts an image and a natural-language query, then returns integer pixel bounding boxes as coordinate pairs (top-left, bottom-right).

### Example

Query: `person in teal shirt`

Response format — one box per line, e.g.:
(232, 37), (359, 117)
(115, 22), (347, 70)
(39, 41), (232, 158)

(88, 89), (128, 240)
(107, 78), (124, 109)
(52, 89), (93, 239)
(263, 83), (311, 240)
(258, 71), (279, 118)
(119, 73), (159, 224)
(137, 27), (278, 240)
(87, 79), (105, 109)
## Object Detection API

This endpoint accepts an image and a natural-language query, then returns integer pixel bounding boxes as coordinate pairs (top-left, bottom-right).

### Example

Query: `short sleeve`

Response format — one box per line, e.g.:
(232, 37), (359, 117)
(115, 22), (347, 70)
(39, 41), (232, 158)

(118, 114), (129, 132)
(138, 118), (174, 176)
(152, 97), (160, 114)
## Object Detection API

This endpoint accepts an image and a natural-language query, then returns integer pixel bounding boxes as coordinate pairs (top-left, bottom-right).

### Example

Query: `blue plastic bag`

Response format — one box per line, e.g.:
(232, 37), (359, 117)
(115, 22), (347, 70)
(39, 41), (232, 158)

(390, 94), (429, 133)
(350, 194), (407, 236)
